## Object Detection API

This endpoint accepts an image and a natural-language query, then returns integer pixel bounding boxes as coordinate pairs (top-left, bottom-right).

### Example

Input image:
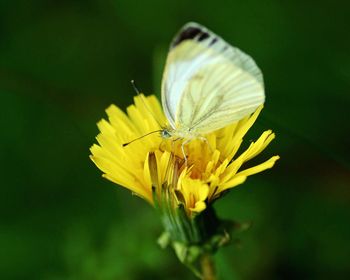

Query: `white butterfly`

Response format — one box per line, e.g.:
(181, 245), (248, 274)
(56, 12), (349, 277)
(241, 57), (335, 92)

(160, 22), (264, 145)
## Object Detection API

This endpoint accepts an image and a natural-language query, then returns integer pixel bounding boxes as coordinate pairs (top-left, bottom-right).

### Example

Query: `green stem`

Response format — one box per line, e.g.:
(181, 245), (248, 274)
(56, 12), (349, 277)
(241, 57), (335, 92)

(200, 253), (217, 280)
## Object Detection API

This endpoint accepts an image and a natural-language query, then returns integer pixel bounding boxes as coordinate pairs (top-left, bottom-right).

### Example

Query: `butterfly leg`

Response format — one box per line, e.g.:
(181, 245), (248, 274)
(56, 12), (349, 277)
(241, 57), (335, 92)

(181, 139), (192, 166)
(181, 143), (187, 165)
(199, 136), (214, 153)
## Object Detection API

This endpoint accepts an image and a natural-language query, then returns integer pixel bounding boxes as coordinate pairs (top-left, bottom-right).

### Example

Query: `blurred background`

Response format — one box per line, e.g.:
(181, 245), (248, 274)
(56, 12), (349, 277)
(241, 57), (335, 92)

(1, 0), (349, 279)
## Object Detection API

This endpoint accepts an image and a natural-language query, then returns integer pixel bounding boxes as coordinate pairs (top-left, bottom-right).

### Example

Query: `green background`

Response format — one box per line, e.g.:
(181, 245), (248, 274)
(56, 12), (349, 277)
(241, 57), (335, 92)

(1, 0), (349, 279)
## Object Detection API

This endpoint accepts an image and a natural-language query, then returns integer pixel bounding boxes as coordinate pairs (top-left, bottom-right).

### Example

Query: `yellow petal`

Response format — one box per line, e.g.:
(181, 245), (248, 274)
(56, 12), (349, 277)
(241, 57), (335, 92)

(236, 156), (280, 177)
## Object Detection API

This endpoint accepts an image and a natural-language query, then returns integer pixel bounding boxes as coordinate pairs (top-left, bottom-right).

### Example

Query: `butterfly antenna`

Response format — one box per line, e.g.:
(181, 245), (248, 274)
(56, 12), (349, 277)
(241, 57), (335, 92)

(122, 130), (162, 147)
(130, 80), (164, 128)
(131, 80), (141, 95)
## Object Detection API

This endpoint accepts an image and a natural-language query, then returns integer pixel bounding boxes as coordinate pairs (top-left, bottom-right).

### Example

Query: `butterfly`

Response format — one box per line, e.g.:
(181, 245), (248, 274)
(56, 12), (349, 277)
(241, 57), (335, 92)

(159, 22), (265, 157)
(125, 23), (264, 159)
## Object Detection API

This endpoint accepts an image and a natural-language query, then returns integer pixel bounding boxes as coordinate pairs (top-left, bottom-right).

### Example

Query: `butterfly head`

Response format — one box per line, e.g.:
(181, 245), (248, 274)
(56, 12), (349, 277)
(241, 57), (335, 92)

(161, 126), (198, 141)
(161, 128), (173, 139)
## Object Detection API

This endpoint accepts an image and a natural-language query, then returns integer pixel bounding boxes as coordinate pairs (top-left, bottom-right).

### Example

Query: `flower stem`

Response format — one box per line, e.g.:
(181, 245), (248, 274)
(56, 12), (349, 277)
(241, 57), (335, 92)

(200, 253), (217, 280)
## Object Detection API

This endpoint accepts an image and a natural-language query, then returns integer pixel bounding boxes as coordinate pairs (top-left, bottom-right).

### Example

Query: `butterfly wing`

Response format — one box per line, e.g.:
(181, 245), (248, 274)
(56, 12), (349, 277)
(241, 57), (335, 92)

(161, 22), (264, 134)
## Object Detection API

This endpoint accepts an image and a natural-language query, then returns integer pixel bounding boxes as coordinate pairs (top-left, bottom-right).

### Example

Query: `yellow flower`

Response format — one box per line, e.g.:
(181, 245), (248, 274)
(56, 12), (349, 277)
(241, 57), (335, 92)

(90, 94), (279, 218)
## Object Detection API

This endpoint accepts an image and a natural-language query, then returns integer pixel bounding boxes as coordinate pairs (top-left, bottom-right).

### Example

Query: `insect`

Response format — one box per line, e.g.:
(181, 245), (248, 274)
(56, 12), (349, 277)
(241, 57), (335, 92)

(160, 22), (265, 161)
(124, 22), (264, 163)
